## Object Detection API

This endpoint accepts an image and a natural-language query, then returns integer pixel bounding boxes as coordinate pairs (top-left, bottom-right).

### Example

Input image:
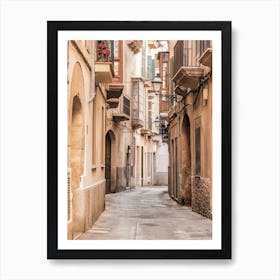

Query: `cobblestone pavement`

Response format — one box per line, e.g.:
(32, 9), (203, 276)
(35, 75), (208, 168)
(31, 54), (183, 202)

(78, 186), (212, 240)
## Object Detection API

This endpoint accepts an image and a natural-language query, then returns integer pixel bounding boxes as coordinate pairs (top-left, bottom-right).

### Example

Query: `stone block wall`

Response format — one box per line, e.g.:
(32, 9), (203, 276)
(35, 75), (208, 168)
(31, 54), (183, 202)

(116, 167), (127, 192)
(83, 182), (106, 231)
(191, 176), (212, 219)
(70, 182), (105, 239)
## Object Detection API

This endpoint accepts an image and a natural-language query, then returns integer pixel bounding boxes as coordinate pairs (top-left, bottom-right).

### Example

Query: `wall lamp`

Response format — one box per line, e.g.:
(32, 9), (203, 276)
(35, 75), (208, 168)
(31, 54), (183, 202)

(151, 73), (179, 101)
(153, 116), (168, 136)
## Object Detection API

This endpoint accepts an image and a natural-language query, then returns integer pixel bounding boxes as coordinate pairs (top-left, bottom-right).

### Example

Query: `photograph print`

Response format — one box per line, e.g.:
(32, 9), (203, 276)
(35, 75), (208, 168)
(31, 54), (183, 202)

(47, 21), (231, 259)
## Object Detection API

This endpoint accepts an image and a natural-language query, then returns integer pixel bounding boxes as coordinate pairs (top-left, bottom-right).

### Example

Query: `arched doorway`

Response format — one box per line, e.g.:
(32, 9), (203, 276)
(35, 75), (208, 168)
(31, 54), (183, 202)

(105, 130), (116, 194)
(68, 62), (85, 239)
(181, 114), (191, 205)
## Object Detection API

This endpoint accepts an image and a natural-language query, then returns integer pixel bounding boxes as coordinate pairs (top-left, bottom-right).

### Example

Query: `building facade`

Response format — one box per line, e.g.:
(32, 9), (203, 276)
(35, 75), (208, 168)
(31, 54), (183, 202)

(104, 40), (169, 191)
(168, 40), (213, 218)
(67, 40), (109, 239)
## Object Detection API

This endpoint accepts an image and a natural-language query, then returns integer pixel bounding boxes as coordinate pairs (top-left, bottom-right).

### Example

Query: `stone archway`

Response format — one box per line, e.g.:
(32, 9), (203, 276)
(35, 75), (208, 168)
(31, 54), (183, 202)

(181, 114), (191, 205)
(105, 130), (116, 193)
(68, 62), (85, 239)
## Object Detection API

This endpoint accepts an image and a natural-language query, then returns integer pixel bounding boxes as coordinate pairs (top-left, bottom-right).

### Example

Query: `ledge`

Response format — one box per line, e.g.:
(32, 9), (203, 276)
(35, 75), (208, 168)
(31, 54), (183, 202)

(112, 113), (130, 122)
(132, 118), (144, 129)
(172, 66), (204, 89)
(140, 128), (152, 136)
(106, 83), (124, 99)
(144, 81), (152, 88)
(95, 62), (113, 84)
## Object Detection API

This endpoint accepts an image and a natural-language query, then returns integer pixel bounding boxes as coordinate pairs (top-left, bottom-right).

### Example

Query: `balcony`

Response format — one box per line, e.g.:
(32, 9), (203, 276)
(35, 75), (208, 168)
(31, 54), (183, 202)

(132, 118), (144, 129)
(173, 40), (211, 76)
(107, 98), (119, 109)
(144, 81), (152, 88)
(106, 84), (124, 99)
(131, 78), (144, 129)
(173, 40), (188, 75)
(172, 66), (204, 89)
(95, 62), (114, 84)
(112, 113), (129, 122)
(106, 84), (124, 109)
(112, 96), (130, 122)
(198, 48), (212, 67)
(173, 41), (204, 88)
(140, 129), (152, 136)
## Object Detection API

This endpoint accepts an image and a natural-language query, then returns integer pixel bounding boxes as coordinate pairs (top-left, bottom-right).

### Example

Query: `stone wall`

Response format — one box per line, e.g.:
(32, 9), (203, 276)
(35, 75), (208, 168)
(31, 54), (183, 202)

(83, 182), (106, 231)
(116, 167), (127, 192)
(191, 176), (212, 219)
(71, 182), (105, 240)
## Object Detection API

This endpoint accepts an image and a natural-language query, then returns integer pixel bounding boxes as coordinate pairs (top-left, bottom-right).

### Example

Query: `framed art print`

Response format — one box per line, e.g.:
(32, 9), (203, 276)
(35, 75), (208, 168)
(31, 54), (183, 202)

(47, 21), (231, 259)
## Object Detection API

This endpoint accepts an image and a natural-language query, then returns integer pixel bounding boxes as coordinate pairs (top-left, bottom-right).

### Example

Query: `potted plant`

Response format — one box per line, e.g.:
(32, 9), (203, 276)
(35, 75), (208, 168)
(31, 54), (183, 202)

(97, 40), (111, 62)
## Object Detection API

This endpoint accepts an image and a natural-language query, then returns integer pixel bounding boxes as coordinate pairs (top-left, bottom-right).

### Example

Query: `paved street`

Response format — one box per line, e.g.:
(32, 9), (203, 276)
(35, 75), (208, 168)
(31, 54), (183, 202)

(78, 186), (212, 240)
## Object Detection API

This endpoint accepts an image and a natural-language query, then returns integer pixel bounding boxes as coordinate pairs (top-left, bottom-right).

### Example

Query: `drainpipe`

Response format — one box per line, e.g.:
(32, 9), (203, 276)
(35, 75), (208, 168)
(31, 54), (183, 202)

(88, 40), (96, 103)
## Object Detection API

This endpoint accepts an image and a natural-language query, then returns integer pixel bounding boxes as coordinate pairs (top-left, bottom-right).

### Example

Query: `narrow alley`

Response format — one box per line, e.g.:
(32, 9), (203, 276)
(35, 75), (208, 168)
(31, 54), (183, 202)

(78, 186), (212, 240)
(67, 40), (213, 240)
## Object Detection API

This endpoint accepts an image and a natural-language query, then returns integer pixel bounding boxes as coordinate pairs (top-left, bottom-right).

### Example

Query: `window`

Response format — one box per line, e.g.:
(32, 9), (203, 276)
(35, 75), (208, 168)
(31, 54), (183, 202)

(162, 52), (169, 61)
(132, 80), (138, 118)
(158, 52), (170, 105)
(114, 61), (119, 76)
(114, 40), (119, 57)
(123, 96), (130, 116)
(148, 101), (152, 130)
(196, 40), (211, 60)
(147, 55), (155, 80)
(131, 78), (144, 127)
(112, 40), (123, 82)
(162, 62), (168, 89)
(161, 90), (167, 101)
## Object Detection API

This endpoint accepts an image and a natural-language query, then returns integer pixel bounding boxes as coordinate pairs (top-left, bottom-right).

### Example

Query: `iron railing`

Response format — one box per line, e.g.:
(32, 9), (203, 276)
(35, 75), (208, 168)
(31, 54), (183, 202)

(173, 40), (211, 74)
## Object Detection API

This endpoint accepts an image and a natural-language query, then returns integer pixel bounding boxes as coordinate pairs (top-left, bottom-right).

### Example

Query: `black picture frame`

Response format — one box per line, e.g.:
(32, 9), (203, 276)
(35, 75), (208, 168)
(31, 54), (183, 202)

(47, 21), (231, 259)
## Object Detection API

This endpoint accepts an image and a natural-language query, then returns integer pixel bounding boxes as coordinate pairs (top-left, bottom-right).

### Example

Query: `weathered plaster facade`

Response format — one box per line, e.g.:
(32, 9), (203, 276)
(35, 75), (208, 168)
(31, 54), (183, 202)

(168, 40), (212, 219)
(67, 40), (106, 239)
